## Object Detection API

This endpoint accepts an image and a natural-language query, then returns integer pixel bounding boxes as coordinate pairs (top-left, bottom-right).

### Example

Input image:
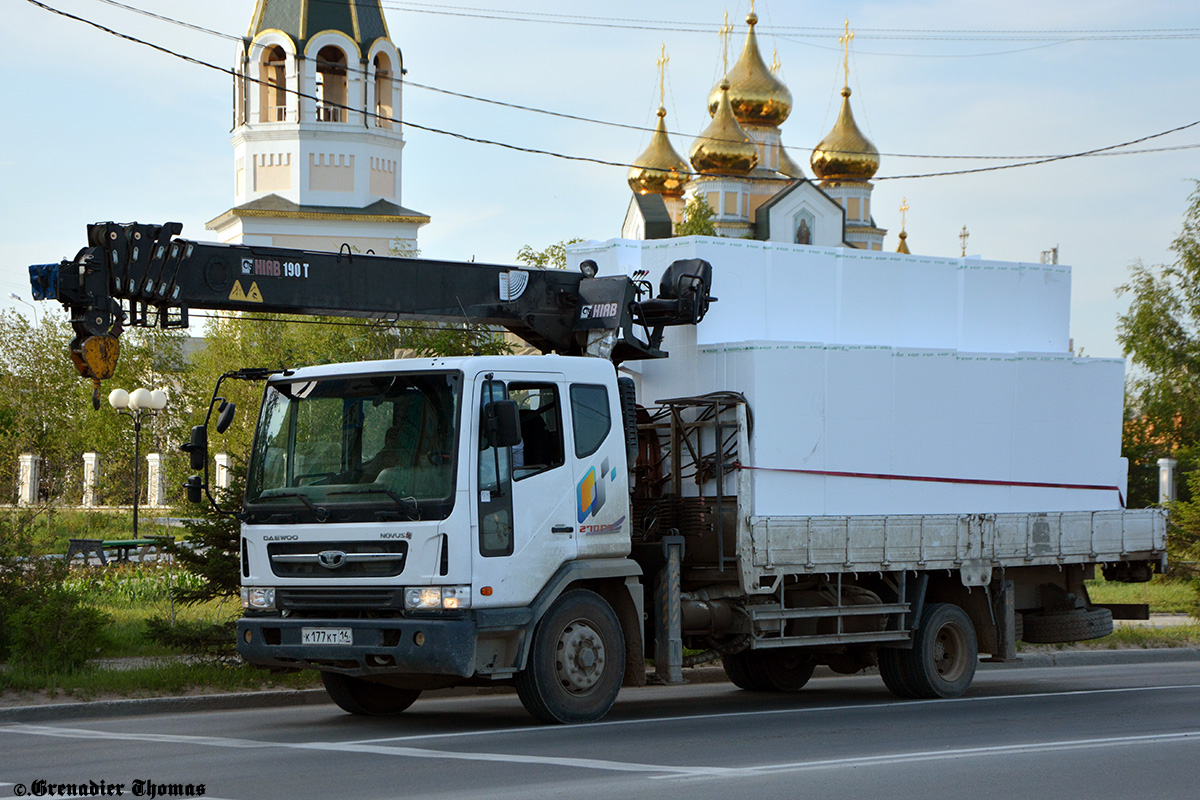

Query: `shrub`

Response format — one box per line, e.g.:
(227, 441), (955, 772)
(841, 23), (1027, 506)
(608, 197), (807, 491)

(7, 590), (112, 672)
(145, 618), (237, 657)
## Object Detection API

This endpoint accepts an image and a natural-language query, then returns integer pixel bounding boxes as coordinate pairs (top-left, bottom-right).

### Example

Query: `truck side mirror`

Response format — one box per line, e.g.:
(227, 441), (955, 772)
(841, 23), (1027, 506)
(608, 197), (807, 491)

(483, 400), (522, 448)
(215, 400), (236, 434)
(181, 425), (208, 470)
(183, 475), (204, 504)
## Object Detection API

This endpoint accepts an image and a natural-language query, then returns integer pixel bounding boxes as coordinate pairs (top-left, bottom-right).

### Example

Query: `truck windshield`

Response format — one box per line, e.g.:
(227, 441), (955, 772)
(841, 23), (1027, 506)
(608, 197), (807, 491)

(246, 371), (461, 521)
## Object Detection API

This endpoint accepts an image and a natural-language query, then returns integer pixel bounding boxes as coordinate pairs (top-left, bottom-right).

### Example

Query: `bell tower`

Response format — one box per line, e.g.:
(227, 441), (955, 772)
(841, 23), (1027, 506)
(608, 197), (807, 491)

(207, 0), (429, 253)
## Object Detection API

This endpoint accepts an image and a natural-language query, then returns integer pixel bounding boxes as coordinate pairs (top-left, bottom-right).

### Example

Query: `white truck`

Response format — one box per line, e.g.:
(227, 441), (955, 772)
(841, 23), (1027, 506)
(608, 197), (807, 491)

(32, 222), (1167, 723)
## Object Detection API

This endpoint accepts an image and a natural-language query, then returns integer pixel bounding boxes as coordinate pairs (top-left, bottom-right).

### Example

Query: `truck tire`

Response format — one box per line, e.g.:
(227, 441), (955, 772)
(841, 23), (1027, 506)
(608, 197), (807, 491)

(515, 589), (624, 724)
(321, 672), (421, 715)
(1021, 608), (1113, 644)
(762, 649), (817, 691)
(722, 650), (772, 691)
(902, 603), (978, 699)
(723, 649), (815, 692)
(878, 648), (920, 699)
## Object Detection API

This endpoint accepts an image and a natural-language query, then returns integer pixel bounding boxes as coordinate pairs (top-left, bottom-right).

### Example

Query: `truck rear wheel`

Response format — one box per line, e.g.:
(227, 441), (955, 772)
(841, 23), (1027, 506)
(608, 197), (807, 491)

(908, 603), (977, 698)
(321, 672), (421, 715)
(881, 603), (977, 699)
(515, 589), (624, 724)
(878, 648), (920, 699)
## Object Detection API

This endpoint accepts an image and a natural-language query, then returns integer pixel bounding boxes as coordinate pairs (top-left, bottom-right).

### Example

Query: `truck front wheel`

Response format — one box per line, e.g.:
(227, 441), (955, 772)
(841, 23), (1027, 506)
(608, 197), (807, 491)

(515, 589), (625, 724)
(321, 672), (422, 715)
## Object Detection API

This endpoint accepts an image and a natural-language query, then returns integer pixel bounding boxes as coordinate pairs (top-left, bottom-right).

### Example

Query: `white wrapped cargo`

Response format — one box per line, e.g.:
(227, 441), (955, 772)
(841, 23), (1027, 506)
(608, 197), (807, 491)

(572, 238), (1126, 516)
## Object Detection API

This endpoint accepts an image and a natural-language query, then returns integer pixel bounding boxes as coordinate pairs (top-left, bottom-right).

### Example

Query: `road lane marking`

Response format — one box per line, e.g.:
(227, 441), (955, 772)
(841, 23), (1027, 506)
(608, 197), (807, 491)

(341, 681), (1200, 745)
(0, 724), (728, 779)
(5, 721), (1200, 781)
(657, 730), (1200, 780)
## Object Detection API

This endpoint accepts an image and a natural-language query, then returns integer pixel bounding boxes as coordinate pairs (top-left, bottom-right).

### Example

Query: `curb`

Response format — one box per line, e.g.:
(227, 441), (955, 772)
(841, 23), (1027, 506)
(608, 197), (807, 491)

(2, 647), (1198, 723)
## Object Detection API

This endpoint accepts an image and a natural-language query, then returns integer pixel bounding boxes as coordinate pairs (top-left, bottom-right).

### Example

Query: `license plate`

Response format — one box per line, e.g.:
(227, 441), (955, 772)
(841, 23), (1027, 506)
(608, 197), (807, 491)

(301, 627), (352, 646)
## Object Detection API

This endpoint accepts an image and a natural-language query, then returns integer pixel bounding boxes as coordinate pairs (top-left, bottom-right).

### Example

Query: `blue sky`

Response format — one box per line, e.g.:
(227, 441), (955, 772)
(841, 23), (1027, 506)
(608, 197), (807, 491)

(3, 0), (1199, 358)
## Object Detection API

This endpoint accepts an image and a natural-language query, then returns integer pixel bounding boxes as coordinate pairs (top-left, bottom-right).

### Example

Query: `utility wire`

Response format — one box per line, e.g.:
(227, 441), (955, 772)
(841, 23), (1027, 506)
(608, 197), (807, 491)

(86, 0), (1200, 163)
(373, 1), (1200, 40)
(29, 0), (1200, 183)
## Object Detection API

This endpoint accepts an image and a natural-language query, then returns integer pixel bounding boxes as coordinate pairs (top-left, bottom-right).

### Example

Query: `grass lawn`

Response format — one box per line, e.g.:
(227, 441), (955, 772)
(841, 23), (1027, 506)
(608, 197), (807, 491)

(2, 557), (1197, 704)
(1086, 574), (1196, 615)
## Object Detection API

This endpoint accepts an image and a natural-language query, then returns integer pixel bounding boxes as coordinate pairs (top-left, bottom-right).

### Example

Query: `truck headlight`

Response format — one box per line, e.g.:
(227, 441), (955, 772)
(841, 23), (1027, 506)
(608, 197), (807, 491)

(405, 585), (471, 610)
(241, 587), (276, 610)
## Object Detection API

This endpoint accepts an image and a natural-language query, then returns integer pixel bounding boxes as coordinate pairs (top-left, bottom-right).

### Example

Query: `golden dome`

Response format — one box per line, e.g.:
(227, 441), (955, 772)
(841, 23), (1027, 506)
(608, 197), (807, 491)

(897, 230), (910, 254)
(707, 12), (792, 128)
(777, 143), (805, 179)
(810, 86), (880, 183)
(628, 107), (690, 197)
(690, 81), (759, 176)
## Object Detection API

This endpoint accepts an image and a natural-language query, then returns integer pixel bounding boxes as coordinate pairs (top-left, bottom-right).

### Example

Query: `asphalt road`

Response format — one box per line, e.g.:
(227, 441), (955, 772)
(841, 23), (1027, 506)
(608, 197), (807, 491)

(2, 662), (1198, 800)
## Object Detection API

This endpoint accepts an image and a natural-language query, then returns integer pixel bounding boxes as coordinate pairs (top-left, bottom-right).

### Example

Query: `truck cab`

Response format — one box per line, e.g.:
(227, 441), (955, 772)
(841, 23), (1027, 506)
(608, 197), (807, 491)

(236, 355), (641, 721)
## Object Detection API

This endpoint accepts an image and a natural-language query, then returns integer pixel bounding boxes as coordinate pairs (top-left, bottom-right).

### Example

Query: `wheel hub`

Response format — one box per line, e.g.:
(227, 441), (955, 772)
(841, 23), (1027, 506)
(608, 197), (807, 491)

(555, 620), (606, 694)
(934, 624), (966, 680)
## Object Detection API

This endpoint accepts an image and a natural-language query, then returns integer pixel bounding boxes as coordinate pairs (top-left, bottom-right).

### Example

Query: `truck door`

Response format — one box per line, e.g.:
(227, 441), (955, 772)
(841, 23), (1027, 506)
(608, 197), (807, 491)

(474, 374), (576, 605)
(566, 381), (629, 554)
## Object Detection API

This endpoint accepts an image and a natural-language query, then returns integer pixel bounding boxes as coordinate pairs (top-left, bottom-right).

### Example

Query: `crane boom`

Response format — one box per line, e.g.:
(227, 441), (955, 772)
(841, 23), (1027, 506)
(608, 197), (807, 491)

(29, 222), (715, 401)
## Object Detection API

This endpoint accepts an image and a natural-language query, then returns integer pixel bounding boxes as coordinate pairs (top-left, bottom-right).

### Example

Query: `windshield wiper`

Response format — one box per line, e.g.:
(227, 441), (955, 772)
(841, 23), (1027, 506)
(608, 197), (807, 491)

(251, 491), (330, 522)
(328, 486), (421, 520)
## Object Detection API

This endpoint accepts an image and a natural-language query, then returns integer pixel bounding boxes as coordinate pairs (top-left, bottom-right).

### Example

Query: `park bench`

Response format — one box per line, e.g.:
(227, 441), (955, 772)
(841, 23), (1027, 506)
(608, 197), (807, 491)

(66, 535), (174, 566)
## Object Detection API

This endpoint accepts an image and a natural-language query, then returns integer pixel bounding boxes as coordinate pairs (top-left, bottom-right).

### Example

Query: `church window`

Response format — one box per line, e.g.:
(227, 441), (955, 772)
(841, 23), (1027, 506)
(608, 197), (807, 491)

(373, 53), (394, 128)
(316, 46), (349, 122)
(258, 46), (288, 123)
(847, 197), (861, 220)
(863, 197), (870, 220)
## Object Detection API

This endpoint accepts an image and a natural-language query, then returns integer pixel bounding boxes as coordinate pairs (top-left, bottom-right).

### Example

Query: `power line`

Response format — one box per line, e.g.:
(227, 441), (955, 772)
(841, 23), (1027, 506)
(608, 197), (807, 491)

(373, 1), (1200, 40)
(28, 0), (1200, 183)
(84, 0), (1200, 163)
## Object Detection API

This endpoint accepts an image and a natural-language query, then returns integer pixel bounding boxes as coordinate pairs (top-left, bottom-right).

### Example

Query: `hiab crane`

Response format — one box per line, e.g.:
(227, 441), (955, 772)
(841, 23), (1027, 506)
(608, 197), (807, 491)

(32, 222), (1166, 724)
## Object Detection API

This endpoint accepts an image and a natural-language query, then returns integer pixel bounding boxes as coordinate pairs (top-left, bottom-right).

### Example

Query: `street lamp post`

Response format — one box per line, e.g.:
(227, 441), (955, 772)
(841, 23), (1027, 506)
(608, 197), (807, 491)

(108, 387), (167, 538)
(8, 292), (40, 325)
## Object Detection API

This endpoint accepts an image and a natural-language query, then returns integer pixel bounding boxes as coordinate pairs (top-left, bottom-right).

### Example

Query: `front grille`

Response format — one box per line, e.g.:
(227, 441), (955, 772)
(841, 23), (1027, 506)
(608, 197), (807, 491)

(268, 541), (408, 578)
(276, 587), (404, 612)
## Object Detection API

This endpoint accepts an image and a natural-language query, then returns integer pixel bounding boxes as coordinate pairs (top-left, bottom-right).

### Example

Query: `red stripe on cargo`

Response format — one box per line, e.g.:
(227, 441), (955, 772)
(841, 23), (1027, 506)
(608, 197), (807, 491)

(732, 463), (1126, 508)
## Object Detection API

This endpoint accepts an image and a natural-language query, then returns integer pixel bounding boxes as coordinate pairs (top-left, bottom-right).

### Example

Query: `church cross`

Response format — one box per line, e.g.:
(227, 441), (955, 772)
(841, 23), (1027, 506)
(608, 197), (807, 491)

(839, 18), (855, 89)
(899, 198), (909, 231)
(657, 43), (669, 107)
(720, 12), (733, 77)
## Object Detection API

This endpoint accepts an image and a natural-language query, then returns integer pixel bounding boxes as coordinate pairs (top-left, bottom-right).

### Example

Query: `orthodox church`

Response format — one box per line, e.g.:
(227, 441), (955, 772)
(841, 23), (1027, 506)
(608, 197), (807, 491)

(622, 12), (891, 252)
(207, 0), (428, 253)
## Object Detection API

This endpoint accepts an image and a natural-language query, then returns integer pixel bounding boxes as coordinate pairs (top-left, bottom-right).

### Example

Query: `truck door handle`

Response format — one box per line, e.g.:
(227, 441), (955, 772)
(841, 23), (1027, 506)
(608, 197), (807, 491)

(552, 525), (574, 534)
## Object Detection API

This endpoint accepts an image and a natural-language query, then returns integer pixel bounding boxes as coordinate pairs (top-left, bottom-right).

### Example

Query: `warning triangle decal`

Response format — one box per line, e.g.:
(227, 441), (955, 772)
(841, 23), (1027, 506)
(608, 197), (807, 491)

(246, 282), (264, 303)
(229, 281), (247, 301)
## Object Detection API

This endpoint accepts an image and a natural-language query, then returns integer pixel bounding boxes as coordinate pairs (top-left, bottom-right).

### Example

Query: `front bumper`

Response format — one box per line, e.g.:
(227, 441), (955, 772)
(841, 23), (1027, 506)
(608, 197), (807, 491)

(237, 615), (477, 678)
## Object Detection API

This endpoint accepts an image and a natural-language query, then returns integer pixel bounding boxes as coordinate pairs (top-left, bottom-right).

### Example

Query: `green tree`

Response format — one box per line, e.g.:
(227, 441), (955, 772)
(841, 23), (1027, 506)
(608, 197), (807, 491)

(674, 194), (717, 237)
(1117, 182), (1200, 508)
(0, 311), (189, 509)
(515, 238), (585, 270)
(1117, 182), (1200, 606)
